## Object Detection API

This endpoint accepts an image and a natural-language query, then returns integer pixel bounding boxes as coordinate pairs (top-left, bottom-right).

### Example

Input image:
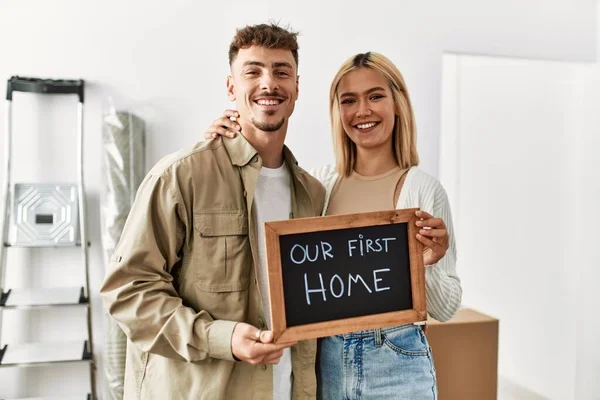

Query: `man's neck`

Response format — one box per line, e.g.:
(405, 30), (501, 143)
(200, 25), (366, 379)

(241, 122), (287, 168)
(259, 151), (284, 168)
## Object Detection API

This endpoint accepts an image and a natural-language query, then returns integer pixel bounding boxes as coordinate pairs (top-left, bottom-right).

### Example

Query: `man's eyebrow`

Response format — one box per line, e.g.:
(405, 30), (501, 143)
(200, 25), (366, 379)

(242, 61), (294, 69)
(339, 86), (386, 98)
(273, 62), (294, 69)
(242, 61), (266, 67)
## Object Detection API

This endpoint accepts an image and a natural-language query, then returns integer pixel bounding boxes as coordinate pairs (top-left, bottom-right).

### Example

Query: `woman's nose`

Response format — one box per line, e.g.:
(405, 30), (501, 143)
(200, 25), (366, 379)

(356, 101), (372, 117)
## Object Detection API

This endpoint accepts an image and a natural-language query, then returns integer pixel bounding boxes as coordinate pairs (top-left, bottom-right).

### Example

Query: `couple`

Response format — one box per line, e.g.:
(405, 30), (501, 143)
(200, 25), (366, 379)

(101, 23), (461, 399)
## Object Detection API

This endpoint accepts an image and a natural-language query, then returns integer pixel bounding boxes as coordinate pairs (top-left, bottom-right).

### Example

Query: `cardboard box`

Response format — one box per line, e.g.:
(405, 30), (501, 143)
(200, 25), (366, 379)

(427, 308), (499, 400)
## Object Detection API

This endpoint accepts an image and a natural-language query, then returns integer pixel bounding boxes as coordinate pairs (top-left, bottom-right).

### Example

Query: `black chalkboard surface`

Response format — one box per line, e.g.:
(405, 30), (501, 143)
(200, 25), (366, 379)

(265, 208), (426, 343)
(280, 222), (412, 327)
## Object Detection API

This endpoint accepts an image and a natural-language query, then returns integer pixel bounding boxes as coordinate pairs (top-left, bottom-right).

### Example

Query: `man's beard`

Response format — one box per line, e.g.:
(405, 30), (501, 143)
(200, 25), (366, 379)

(251, 113), (286, 132)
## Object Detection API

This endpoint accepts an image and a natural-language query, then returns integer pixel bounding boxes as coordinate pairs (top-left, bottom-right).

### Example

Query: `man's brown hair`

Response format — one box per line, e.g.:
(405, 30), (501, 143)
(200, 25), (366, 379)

(229, 23), (299, 68)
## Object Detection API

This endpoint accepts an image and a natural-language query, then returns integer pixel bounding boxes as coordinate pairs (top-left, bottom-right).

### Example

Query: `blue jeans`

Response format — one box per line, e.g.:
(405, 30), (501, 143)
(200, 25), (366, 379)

(317, 324), (437, 399)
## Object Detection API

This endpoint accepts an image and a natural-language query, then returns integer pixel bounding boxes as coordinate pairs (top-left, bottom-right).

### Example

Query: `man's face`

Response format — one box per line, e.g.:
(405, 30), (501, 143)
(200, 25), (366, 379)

(227, 46), (299, 133)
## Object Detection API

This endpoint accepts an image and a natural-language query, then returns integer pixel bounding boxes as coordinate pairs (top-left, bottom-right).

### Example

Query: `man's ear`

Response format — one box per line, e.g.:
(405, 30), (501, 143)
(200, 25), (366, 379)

(226, 75), (236, 101)
(296, 75), (300, 100)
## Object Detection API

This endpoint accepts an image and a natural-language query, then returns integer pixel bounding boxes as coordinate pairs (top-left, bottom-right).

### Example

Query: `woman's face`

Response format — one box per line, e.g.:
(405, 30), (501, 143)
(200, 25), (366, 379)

(337, 67), (396, 152)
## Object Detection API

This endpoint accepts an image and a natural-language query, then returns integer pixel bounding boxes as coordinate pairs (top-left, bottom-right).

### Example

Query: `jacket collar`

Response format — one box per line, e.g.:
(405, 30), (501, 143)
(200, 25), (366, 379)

(282, 145), (300, 171)
(222, 133), (259, 167)
(222, 133), (314, 219)
(222, 133), (302, 174)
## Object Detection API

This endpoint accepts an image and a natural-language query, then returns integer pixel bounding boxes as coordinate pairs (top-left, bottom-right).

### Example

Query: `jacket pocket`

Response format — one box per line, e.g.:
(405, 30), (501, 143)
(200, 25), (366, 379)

(192, 211), (251, 292)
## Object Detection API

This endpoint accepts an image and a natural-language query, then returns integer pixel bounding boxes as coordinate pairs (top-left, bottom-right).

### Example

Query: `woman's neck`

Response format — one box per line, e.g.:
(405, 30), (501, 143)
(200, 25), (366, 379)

(354, 146), (398, 176)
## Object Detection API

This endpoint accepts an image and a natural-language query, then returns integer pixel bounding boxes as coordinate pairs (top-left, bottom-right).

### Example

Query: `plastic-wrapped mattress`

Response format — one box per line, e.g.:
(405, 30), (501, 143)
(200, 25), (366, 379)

(101, 110), (145, 400)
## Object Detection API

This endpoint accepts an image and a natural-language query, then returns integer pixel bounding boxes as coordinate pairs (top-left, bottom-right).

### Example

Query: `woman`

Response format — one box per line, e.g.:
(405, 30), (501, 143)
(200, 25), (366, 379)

(206, 52), (461, 399)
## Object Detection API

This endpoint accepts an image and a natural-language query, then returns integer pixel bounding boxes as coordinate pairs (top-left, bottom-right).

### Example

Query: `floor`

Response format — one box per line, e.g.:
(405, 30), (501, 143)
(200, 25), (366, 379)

(498, 376), (550, 400)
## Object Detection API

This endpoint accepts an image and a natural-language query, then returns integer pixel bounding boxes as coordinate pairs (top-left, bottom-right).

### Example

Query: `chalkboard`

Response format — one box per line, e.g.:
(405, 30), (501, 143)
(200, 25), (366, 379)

(265, 208), (426, 343)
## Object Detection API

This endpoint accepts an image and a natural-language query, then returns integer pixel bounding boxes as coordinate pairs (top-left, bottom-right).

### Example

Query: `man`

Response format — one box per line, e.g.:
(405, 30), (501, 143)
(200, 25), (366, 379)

(101, 23), (325, 399)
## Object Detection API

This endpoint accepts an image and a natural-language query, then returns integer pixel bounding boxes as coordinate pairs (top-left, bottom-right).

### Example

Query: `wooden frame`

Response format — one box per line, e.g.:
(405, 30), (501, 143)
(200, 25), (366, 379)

(264, 208), (426, 343)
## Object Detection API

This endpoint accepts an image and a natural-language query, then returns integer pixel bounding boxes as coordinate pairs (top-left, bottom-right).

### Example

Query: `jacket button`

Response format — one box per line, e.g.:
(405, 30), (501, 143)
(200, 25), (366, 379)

(261, 364), (267, 370)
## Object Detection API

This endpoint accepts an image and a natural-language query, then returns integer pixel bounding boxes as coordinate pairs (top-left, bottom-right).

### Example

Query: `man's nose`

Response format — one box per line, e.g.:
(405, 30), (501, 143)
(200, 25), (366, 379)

(260, 74), (279, 92)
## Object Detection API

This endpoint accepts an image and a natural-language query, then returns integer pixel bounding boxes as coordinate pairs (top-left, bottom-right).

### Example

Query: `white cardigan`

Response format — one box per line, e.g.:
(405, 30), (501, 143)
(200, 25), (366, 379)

(311, 165), (462, 322)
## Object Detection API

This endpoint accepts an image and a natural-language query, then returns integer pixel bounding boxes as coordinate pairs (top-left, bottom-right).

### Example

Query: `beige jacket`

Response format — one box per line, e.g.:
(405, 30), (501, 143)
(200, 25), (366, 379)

(101, 134), (326, 400)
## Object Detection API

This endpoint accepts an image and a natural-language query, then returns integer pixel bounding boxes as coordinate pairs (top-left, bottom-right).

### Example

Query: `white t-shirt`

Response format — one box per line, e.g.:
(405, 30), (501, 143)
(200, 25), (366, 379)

(253, 162), (293, 400)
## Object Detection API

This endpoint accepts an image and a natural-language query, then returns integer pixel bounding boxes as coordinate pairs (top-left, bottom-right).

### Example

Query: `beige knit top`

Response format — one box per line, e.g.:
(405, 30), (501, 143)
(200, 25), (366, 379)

(326, 166), (408, 215)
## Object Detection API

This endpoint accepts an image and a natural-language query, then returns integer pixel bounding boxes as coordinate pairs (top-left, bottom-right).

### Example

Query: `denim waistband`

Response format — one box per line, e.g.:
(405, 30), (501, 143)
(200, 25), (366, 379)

(340, 323), (423, 339)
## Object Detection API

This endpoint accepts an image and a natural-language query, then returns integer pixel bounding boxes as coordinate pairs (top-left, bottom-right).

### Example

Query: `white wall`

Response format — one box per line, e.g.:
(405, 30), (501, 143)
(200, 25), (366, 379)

(0, 0), (596, 398)
(574, 6), (600, 393)
(574, 67), (600, 400)
(440, 54), (599, 400)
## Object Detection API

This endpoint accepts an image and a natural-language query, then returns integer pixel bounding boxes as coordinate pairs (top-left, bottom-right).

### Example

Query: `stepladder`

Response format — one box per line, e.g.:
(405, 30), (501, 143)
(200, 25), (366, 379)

(0, 77), (96, 400)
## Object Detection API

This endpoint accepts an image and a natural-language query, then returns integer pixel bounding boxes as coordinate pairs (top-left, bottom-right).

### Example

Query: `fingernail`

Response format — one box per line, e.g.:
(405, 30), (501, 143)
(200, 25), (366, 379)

(212, 133), (217, 139)
(236, 125), (241, 130)
(416, 234), (422, 239)
(420, 229), (427, 234)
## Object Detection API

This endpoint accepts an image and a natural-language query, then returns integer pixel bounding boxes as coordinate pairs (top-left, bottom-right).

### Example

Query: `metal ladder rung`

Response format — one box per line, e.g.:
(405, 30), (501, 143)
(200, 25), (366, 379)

(1, 287), (86, 308)
(4, 241), (85, 248)
(0, 340), (91, 367)
(4, 395), (90, 400)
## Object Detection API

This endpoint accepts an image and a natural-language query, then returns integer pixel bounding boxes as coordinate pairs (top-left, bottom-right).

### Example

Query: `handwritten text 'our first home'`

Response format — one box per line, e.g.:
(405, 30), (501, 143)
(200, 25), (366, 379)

(288, 234), (398, 306)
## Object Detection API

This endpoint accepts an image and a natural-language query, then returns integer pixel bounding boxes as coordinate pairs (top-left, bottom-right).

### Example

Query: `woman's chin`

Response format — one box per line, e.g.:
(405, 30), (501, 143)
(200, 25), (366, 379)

(353, 138), (386, 151)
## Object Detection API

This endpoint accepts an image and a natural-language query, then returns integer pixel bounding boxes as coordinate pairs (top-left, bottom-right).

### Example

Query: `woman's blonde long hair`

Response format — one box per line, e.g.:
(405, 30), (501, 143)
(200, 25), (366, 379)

(330, 52), (419, 176)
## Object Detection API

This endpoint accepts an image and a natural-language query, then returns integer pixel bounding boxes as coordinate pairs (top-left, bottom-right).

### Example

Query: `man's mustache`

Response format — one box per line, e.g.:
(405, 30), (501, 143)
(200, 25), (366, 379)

(253, 92), (288, 100)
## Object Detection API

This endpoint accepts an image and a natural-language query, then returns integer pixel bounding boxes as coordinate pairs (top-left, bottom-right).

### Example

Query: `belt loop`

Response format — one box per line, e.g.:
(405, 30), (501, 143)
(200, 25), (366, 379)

(374, 328), (382, 347)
